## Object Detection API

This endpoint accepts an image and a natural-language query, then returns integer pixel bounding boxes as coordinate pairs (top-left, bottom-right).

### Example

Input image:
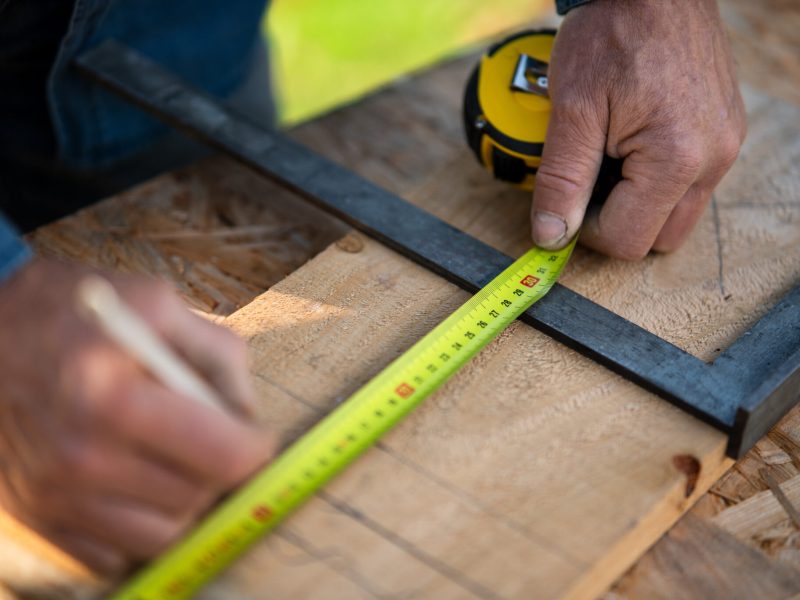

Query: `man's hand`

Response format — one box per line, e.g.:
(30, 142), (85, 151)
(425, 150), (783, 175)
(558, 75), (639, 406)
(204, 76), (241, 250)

(0, 260), (276, 575)
(531, 0), (746, 259)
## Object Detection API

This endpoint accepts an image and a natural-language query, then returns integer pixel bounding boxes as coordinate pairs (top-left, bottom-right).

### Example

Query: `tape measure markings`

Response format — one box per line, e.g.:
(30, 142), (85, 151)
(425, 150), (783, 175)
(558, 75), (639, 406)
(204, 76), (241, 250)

(112, 238), (576, 599)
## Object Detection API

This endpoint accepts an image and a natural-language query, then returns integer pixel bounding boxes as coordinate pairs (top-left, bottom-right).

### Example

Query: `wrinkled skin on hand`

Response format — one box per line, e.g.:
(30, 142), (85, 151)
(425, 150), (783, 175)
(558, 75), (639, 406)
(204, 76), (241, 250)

(0, 259), (276, 575)
(531, 0), (747, 259)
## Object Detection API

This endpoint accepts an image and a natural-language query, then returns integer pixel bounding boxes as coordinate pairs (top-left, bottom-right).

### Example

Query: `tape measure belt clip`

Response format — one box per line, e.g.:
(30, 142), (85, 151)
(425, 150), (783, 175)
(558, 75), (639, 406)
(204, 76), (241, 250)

(510, 54), (549, 96)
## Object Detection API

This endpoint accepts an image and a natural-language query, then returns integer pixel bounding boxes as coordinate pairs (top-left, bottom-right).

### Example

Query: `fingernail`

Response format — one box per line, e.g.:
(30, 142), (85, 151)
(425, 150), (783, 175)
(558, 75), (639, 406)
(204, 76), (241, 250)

(532, 211), (567, 248)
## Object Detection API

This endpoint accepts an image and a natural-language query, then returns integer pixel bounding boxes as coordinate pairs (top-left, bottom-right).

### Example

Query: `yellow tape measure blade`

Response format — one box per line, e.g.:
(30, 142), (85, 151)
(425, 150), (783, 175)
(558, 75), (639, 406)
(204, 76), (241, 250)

(112, 237), (577, 600)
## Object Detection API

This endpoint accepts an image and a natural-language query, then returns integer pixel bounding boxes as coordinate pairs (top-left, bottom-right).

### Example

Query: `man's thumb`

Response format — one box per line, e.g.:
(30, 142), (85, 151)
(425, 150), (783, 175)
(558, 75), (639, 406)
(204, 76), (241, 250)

(531, 102), (607, 249)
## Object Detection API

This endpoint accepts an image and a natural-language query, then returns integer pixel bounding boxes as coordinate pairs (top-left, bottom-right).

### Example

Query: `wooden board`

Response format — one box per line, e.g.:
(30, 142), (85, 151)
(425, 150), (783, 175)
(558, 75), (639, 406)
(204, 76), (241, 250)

(3, 0), (799, 596)
(196, 77), (799, 596)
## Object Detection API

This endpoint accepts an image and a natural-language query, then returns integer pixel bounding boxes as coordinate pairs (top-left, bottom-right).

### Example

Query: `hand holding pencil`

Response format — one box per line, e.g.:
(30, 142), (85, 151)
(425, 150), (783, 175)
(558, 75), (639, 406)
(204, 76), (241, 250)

(0, 259), (275, 576)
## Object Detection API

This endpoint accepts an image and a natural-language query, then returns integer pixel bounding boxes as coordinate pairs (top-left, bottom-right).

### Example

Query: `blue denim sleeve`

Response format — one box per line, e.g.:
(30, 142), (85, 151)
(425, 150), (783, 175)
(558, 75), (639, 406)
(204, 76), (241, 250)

(0, 213), (33, 283)
(555, 0), (594, 15)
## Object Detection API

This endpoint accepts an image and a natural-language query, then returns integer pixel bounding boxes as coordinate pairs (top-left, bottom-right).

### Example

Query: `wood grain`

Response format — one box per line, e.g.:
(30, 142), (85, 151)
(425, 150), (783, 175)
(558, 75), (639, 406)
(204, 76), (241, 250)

(4, 0), (799, 596)
(196, 78), (799, 596)
(722, 0), (800, 108)
(212, 230), (729, 599)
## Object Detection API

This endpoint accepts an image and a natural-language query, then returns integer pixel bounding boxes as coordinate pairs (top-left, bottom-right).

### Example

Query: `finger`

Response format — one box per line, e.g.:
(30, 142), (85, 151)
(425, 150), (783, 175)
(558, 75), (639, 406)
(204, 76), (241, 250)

(47, 529), (127, 577)
(4, 410), (216, 519)
(165, 309), (258, 417)
(99, 452), (217, 517)
(3, 444), (209, 564)
(1, 504), (128, 577)
(50, 494), (193, 560)
(110, 281), (258, 416)
(531, 91), (608, 249)
(0, 404), (41, 481)
(652, 184), (713, 252)
(62, 440), (216, 517)
(651, 142), (739, 253)
(106, 379), (275, 488)
(579, 149), (698, 260)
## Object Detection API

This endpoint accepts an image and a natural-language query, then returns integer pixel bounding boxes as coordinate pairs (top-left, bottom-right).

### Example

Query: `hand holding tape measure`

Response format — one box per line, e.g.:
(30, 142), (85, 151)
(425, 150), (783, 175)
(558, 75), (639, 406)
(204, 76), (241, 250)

(463, 29), (621, 214)
(469, 14), (746, 260)
(109, 30), (595, 599)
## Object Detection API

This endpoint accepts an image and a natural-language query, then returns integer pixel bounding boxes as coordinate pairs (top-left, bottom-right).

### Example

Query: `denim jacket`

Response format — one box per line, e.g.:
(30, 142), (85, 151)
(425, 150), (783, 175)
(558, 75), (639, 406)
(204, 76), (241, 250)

(0, 0), (267, 282)
(0, 216), (32, 281)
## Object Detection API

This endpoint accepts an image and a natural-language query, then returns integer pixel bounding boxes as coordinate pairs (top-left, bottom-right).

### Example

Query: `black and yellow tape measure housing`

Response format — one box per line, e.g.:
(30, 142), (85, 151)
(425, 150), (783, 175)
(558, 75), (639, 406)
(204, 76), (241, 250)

(463, 30), (556, 191)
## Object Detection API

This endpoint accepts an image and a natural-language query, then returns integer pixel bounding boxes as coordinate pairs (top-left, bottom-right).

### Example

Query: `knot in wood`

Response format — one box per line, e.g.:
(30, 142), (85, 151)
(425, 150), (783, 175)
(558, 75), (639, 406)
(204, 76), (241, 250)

(336, 234), (365, 253)
(672, 454), (701, 498)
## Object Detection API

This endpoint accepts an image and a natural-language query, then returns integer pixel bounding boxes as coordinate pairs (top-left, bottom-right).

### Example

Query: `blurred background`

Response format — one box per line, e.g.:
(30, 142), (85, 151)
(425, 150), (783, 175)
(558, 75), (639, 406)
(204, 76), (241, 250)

(266, 0), (552, 125)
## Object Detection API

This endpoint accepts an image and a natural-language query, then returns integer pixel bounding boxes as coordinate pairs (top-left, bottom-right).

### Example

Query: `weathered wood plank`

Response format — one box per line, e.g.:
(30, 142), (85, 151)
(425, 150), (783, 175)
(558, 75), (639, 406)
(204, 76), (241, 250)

(209, 79), (800, 597)
(217, 230), (727, 599)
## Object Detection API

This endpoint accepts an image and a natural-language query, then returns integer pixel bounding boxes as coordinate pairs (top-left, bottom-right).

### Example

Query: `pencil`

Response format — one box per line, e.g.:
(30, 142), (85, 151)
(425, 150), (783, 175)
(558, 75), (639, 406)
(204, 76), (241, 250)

(75, 276), (225, 411)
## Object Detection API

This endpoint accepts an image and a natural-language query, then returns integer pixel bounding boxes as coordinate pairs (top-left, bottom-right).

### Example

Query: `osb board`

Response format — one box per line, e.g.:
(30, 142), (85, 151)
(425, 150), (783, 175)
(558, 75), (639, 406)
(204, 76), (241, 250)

(607, 514), (800, 600)
(29, 158), (348, 315)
